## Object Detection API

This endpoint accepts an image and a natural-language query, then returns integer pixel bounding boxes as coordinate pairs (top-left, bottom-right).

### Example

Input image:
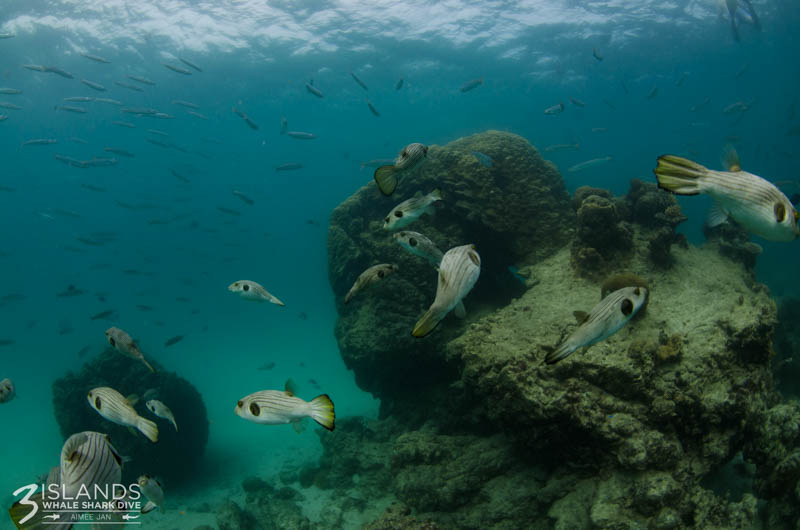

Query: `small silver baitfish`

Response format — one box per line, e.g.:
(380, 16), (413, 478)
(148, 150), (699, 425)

(344, 263), (398, 304)
(80, 79), (106, 91)
(654, 149), (799, 242)
(383, 189), (442, 231)
(460, 78), (482, 92)
(87, 387), (159, 442)
(235, 380), (335, 431)
(544, 102), (565, 114)
(412, 244), (480, 337)
(373, 143), (428, 196)
(228, 280), (285, 306)
(546, 286), (648, 364)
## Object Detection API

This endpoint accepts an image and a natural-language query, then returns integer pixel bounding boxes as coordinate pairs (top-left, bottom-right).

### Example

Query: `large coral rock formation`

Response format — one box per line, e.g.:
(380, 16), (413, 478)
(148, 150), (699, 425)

(325, 131), (800, 528)
(328, 130), (573, 399)
(52, 349), (208, 485)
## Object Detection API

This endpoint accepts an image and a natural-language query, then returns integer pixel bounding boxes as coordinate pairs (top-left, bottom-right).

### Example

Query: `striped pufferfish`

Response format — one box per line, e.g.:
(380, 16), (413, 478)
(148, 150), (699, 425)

(546, 286), (648, 365)
(228, 280), (285, 306)
(344, 263), (398, 304)
(383, 189), (442, 231)
(654, 149), (799, 242)
(138, 475), (164, 514)
(412, 244), (480, 337)
(235, 380), (335, 431)
(60, 431), (123, 500)
(105, 326), (156, 373)
(87, 387), (159, 442)
(373, 142), (428, 196)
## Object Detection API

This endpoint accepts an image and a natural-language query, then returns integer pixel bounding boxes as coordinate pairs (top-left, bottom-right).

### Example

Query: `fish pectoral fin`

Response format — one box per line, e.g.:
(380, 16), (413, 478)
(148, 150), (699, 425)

(126, 393), (140, 406)
(374, 166), (397, 196)
(707, 201), (729, 227)
(142, 501), (157, 514)
(292, 419), (307, 434)
(573, 310), (589, 323)
(128, 426), (139, 438)
(454, 301), (466, 318)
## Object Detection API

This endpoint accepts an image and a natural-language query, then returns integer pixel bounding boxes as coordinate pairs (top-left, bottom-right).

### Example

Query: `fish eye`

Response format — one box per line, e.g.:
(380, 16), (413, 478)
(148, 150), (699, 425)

(409, 237), (417, 247)
(775, 203), (787, 222)
(394, 211), (403, 218)
(468, 251), (480, 266)
(249, 402), (260, 416)
(95, 396), (102, 409)
(237, 400), (243, 408)
(243, 284), (249, 291)
(621, 299), (634, 316)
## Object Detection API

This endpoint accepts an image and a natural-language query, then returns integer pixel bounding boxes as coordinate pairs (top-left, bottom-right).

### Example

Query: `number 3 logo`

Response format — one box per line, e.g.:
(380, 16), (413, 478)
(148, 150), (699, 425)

(13, 484), (38, 525)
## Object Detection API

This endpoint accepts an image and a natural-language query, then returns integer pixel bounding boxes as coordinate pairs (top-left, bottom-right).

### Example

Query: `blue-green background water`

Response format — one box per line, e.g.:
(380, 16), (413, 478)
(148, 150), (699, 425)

(0, 0), (799, 525)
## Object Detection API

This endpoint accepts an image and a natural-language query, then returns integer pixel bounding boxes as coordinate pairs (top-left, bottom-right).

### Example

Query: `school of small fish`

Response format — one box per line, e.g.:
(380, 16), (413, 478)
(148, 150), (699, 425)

(3, 20), (798, 526)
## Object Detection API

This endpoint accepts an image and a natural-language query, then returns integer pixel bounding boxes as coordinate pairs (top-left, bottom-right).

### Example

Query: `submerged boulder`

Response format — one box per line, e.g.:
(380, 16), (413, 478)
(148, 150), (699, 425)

(328, 130), (573, 399)
(52, 349), (208, 486)
(326, 130), (799, 528)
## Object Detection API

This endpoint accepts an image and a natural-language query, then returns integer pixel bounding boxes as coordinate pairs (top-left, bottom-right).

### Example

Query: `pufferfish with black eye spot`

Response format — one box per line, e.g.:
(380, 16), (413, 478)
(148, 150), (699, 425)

(654, 148), (799, 242)
(228, 280), (285, 306)
(382, 189), (442, 231)
(545, 286), (648, 365)
(235, 379), (335, 432)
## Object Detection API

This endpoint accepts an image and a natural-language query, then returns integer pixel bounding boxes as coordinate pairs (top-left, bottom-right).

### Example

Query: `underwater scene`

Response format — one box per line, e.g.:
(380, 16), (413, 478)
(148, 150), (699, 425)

(2, 0), (800, 528)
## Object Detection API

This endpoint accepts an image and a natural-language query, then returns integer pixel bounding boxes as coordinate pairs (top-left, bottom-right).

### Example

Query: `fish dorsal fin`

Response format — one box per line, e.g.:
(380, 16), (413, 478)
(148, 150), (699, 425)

(724, 145), (742, 172)
(61, 433), (88, 462)
(285, 378), (298, 397)
(126, 394), (140, 407)
(573, 310), (589, 324)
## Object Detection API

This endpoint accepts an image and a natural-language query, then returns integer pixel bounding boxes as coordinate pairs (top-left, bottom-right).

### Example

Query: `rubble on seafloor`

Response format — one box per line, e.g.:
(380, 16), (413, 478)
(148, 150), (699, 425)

(213, 130), (800, 529)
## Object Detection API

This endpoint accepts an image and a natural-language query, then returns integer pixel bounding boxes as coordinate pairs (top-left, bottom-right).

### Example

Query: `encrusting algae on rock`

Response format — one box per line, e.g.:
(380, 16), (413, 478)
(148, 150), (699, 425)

(317, 130), (800, 528)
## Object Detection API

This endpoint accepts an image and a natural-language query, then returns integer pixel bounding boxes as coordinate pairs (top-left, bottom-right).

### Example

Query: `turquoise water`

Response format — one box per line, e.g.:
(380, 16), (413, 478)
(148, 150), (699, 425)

(1, 0), (799, 527)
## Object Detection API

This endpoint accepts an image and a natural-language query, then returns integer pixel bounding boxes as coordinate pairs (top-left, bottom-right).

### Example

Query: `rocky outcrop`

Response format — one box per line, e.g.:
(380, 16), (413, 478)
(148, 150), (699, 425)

(328, 130), (574, 399)
(52, 349), (208, 485)
(323, 131), (799, 528)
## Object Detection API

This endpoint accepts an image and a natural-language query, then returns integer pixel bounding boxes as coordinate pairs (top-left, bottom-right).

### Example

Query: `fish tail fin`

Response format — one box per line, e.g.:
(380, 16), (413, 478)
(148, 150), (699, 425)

(309, 394), (335, 431)
(374, 165), (397, 196)
(653, 155), (710, 196)
(137, 417), (159, 442)
(344, 288), (355, 304)
(430, 188), (443, 201)
(545, 342), (576, 365)
(9, 492), (44, 527)
(142, 501), (157, 514)
(412, 306), (446, 337)
(141, 358), (156, 373)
